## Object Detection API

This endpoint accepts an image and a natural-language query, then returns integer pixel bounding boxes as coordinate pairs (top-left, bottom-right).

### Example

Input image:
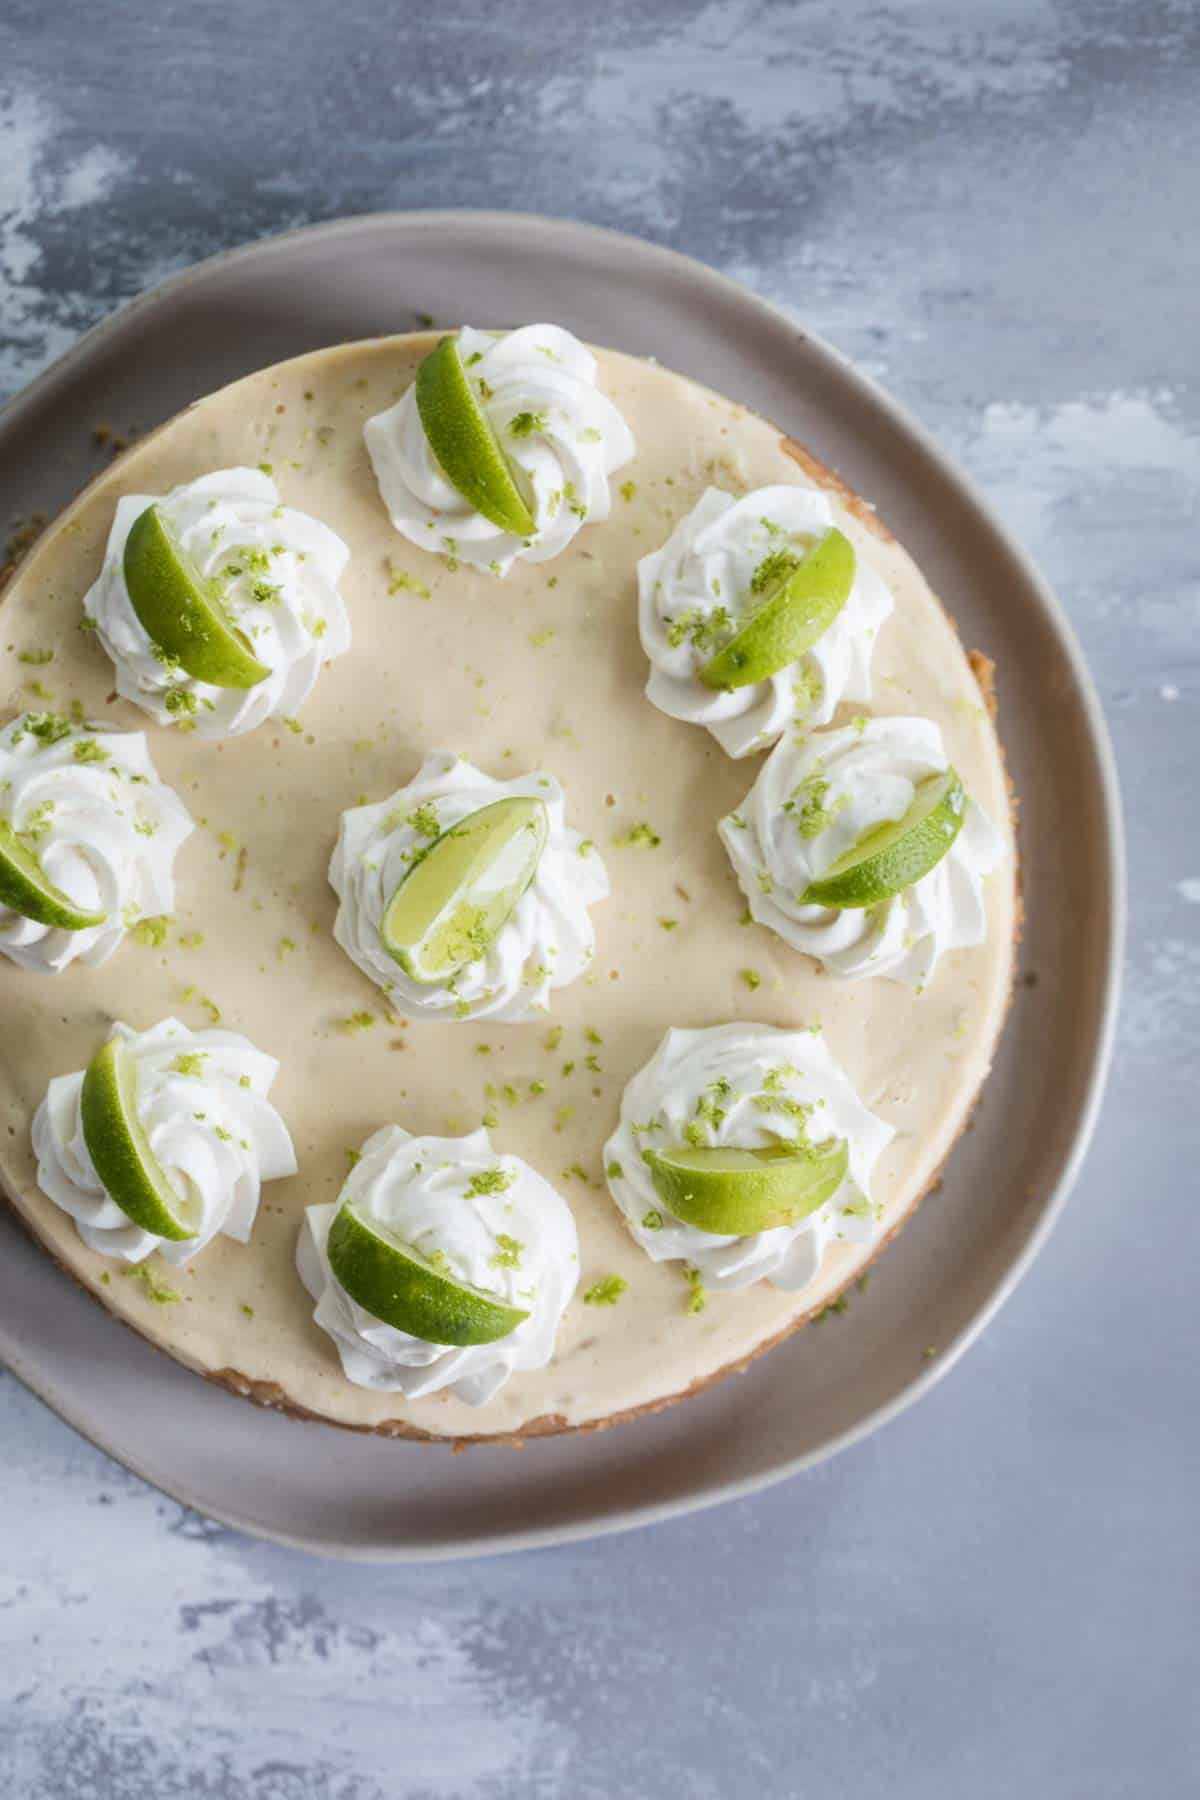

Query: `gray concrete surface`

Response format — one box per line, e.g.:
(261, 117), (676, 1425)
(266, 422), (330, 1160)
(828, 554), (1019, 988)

(0, 2), (1196, 1794)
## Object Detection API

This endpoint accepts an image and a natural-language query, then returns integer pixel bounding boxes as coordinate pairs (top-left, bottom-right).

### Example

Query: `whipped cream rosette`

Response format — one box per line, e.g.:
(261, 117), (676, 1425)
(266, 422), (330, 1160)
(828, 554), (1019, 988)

(32, 1018), (296, 1265)
(298, 1125), (579, 1405)
(329, 751), (609, 1022)
(604, 1024), (893, 1294)
(365, 324), (634, 575)
(719, 715), (1006, 987)
(0, 712), (193, 973)
(82, 467), (350, 736)
(639, 484), (893, 756)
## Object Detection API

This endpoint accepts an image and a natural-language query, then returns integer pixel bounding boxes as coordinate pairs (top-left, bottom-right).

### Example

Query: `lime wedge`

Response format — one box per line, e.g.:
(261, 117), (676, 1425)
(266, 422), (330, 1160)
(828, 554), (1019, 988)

(801, 768), (966, 909)
(415, 336), (536, 537)
(80, 1037), (197, 1241)
(381, 797), (548, 984)
(123, 503), (270, 689)
(647, 1139), (849, 1234)
(327, 1201), (529, 1345)
(0, 819), (106, 931)
(699, 527), (856, 690)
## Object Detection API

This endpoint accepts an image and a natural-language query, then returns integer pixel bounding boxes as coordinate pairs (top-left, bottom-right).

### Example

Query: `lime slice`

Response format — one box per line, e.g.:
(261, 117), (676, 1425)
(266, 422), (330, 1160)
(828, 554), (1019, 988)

(415, 336), (536, 537)
(699, 527), (856, 690)
(122, 503), (270, 689)
(0, 819), (106, 931)
(327, 1201), (529, 1345)
(800, 768), (966, 909)
(647, 1139), (849, 1234)
(381, 797), (548, 984)
(80, 1037), (197, 1241)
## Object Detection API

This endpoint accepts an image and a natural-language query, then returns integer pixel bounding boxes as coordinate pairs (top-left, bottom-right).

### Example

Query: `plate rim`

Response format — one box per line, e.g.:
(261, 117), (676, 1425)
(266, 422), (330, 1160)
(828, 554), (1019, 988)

(0, 209), (1125, 1560)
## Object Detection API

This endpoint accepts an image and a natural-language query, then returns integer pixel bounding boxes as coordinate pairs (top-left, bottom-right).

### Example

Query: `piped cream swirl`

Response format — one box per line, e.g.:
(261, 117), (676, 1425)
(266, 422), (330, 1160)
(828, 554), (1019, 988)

(719, 716), (1006, 987)
(297, 1125), (579, 1405)
(31, 1018), (297, 1265)
(82, 467), (350, 737)
(603, 1024), (893, 1293)
(364, 325), (635, 575)
(0, 713), (193, 974)
(638, 485), (893, 757)
(329, 751), (609, 1022)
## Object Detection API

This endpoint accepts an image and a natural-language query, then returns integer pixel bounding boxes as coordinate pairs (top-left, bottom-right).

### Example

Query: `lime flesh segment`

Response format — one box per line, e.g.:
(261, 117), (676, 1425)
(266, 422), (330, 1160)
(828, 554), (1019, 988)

(415, 336), (536, 537)
(327, 1201), (529, 1345)
(647, 1139), (850, 1234)
(80, 1037), (197, 1241)
(0, 819), (106, 931)
(801, 768), (966, 910)
(381, 797), (548, 985)
(122, 503), (271, 690)
(699, 527), (856, 690)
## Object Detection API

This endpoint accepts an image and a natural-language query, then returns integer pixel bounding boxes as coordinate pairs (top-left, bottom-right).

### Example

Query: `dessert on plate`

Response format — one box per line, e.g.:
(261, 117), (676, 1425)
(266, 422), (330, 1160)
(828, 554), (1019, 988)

(0, 322), (1016, 1440)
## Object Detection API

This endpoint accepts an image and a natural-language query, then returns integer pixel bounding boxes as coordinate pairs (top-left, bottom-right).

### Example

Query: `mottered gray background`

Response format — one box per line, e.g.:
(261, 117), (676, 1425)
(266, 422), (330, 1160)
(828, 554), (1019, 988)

(1, 2), (1196, 1795)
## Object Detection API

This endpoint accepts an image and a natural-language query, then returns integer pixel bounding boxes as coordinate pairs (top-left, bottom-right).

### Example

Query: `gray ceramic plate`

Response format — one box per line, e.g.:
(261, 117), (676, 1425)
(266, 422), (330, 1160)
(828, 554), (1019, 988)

(0, 212), (1122, 1560)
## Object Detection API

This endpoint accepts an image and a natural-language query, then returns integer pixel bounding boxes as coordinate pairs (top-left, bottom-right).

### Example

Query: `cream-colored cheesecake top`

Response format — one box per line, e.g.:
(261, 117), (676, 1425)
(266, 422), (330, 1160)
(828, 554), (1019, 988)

(0, 336), (1015, 1438)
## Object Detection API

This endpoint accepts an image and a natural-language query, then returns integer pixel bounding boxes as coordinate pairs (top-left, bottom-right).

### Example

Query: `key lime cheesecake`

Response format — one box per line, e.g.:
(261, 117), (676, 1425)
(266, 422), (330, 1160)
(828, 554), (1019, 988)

(0, 325), (1016, 1440)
